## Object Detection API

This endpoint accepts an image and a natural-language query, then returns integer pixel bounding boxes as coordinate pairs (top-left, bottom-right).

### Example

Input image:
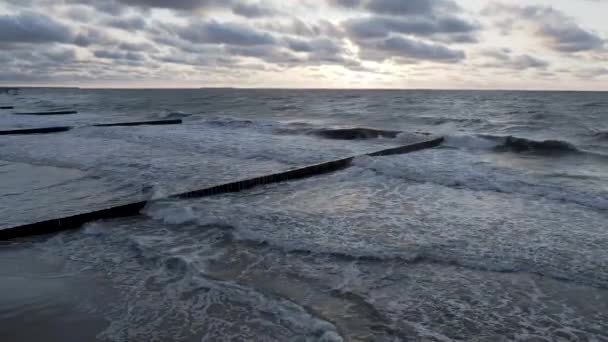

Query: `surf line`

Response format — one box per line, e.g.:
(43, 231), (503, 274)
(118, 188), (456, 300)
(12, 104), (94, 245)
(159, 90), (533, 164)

(0, 120), (183, 135)
(0, 136), (443, 240)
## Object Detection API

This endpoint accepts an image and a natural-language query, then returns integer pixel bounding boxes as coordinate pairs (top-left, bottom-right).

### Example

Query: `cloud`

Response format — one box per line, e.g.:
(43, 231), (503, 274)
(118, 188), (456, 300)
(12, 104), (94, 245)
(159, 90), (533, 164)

(330, 0), (477, 64)
(232, 2), (279, 18)
(329, 0), (460, 14)
(575, 67), (608, 79)
(365, 0), (460, 15)
(259, 19), (343, 38)
(343, 15), (478, 41)
(483, 3), (605, 53)
(0, 12), (74, 44)
(103, 16), (147, 31)
(538, 24), (604, 53)
(74, 27), (117, 47)
(0, 0), (605, 88)
(175, 20), (276, 46)
(94, 49), (146, 62)
(115, 0), (227, 10)
(358, 36), (465, 63)
(481, 49), (549, 70)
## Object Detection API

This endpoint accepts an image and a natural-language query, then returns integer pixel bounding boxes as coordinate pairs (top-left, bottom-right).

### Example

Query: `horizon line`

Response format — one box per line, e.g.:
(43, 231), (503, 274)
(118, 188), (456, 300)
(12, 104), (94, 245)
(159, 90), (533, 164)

(1, 85), (607, 92)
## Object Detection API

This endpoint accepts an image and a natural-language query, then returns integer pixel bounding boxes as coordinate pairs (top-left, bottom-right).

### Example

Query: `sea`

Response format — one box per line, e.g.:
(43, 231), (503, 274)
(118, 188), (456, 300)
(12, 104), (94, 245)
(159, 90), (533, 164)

(0, 88), (607, 341)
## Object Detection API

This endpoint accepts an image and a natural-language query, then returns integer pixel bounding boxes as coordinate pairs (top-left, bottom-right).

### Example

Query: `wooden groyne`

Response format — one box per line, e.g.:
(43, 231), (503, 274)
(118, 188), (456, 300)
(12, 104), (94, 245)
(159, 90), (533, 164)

(0, 120), (183, 135)
(93, 119), (183, 127)
(0, 127), (72, 135)
(0, 136), (444, 240)
(14, 110), (78, 115)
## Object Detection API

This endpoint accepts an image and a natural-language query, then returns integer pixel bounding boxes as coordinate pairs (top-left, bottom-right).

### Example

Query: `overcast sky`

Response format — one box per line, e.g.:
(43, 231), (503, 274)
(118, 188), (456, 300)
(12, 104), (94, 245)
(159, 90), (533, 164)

(0, 0), (607, 89)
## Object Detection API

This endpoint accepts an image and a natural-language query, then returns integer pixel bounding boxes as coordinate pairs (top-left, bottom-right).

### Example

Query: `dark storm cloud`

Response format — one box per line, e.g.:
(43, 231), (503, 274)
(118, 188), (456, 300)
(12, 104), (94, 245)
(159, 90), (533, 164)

(0, 12), (74, 44)
(483, 4), (605, 53)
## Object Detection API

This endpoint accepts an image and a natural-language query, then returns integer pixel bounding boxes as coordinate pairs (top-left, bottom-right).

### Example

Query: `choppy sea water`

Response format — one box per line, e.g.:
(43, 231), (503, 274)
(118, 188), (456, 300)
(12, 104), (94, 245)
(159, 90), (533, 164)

(0, 89), (607, 341)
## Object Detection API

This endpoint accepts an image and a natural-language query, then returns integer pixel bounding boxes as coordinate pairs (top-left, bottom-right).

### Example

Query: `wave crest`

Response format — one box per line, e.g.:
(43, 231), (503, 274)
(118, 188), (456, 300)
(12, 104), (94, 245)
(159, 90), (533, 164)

(446, 134), (581, 155)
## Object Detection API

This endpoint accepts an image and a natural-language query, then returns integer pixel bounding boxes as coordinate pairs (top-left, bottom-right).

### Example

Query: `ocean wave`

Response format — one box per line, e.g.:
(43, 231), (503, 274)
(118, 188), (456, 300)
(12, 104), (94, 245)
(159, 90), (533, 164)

(64, 223), (346, 341)
(203, 116), (256, 128)
(592, 130), (608, 141)
(582, 101), (606, 108)
(446, 134), (585, 155)
(143, 207), (608, 291)
(488, 135), (580, 154)
(143, 193), (608, 292)
(313, 128), (401, 140)
(160, 111), (192, 119)
(272, 124), (407, 141)
(417, 116), (487, 126)
(354, 152), (608, 211)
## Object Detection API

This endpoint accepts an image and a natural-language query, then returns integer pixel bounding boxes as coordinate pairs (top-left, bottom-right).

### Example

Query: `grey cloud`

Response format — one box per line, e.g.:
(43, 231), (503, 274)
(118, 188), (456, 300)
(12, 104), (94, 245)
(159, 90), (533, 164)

(94, 49), (147, 62)
(366, 0), (459, 15)
(505, 55), (549, 70)
(285, 37), (342, 55)
(329, 0), (460, 14)
(328, 0), (361, 7)
(0, 12), (74, 44)
(341, 8), (477, 64)
(481, 49), (549, 70)
(232, 2), (278, 18)
(0, 45), (82, 84)
(43, 48), (78, 63)
(538, 24), (604, 52)
(359, 36), (465, 63)
(575, 67), (608, 78)
(343, 15), (477, 40)
(483, 4), (605, 53)
(338, 0), (478, 64)
(115, 0), (226, 10)
(103, 16), (147, 31)
(225, 46), (303, 65)
(62, 5), (97, 22)
(176, 20), (276, 46)
(285, 38), (313, 52)
(65, 0), (127, 15)
(118, 41), (158, 52)
(74, 28), (116, 47)
(260, 19), (343, 38)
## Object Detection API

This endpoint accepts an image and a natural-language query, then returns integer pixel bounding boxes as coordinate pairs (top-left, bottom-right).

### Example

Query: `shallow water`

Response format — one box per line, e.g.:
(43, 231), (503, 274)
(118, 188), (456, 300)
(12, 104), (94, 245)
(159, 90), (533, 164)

(1, 89), (607, 341)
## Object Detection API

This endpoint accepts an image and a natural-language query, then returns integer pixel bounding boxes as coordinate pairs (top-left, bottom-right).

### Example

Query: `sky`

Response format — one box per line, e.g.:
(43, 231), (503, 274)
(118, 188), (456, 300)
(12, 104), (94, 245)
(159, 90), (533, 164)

(0, 0), (607, 90)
